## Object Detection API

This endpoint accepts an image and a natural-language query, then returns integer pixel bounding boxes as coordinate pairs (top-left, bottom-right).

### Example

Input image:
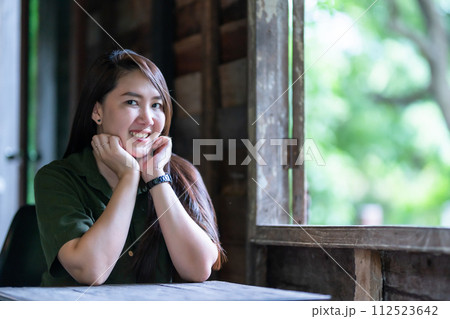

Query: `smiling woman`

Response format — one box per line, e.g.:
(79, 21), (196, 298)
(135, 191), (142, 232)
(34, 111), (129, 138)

(34, 49), (226, 286)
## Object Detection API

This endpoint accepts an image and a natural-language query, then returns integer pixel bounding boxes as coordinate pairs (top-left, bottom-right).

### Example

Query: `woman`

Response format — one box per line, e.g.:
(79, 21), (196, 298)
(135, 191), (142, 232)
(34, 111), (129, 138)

(34, 49), (225, 286)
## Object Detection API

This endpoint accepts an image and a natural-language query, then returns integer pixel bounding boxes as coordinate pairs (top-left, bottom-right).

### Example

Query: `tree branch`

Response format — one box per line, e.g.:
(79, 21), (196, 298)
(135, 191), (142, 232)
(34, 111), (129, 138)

(388, 0), (450, 131)
(372, 87), (430, 107)
(388, 0), (431, 59)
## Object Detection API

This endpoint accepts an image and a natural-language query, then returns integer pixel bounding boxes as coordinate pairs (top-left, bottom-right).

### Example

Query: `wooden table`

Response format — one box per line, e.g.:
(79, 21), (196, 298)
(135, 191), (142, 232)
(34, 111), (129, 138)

(0, 280), (329, 301)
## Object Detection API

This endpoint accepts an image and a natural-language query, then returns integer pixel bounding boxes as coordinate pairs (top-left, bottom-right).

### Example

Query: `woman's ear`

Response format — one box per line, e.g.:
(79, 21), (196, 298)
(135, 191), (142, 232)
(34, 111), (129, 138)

(92, 102), (103, 124)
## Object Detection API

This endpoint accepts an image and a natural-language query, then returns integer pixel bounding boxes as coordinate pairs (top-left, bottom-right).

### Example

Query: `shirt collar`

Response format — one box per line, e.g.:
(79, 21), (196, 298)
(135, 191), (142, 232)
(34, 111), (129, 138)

(66, 147), (148, 197)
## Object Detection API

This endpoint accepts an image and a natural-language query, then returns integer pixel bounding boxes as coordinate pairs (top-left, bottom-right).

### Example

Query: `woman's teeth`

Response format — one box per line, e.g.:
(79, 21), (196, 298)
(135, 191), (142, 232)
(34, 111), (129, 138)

(130, 132), (149, 138)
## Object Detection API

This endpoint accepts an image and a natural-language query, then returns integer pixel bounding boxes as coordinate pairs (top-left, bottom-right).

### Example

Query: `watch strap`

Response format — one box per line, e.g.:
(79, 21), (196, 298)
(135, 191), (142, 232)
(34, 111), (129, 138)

(146, 174), (172, 190)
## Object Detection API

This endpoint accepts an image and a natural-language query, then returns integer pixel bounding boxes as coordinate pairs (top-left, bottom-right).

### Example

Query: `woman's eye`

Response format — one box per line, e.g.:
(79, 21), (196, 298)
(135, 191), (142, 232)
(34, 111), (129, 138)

(126, 100), (138, 106)
(152, 103), (162, 109)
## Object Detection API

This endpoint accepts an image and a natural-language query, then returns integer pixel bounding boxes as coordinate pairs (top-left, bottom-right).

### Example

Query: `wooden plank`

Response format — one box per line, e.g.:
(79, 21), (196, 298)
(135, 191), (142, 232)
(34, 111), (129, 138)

(176, 0), (197, 9)
(246, 244), (268, 286)
(219, 18), (247, 62)
(221, 0), (247, 24)
(220, 58), (247, 108)
(200, 0), (221, 197)
(246, 0), (257, 285)
(174, 19), (247, 75)
(217, 105), (247, 139)
(171, 115), (201, 160)
(174, 33), (202, 75)
(175, 0), (246, 40)
(217, 242), (246, 283)
(247, 0), (290, 226)
(216, 195), (247, 242)
(382, 251), (450, 300)
(0, 281), (329, 301)
(252, 225), (450, 254)
(116, 0), (152, 36)
(175, 0), (203, 39)
(354, 249), (382, 301)
(266, 246), (355, 300)
(174, 72), (202, 117)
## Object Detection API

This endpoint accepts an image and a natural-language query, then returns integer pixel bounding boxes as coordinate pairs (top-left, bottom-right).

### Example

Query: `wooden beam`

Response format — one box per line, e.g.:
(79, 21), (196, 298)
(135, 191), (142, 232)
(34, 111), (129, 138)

(292, 0), (306, 224)
(252, 225), (450, 254)
(174, 19), (247, 76)
(247, 0), (290, 284)
(354, 249), (382, 301)
(246, 244), (268, 286)
(201, 0), (221, 195)
(247, 0), (290, 225)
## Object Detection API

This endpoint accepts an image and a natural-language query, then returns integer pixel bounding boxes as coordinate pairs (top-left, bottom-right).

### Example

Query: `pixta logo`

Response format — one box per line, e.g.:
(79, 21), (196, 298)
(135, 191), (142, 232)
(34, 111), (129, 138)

(192, 138), (325, 166)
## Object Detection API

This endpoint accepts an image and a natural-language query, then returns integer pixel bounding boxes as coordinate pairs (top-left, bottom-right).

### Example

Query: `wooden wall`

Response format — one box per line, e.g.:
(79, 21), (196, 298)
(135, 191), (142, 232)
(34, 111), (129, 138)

(172, 0), (248, 283)
(69, 0), (173, 120)
(264, 246), (450, 300)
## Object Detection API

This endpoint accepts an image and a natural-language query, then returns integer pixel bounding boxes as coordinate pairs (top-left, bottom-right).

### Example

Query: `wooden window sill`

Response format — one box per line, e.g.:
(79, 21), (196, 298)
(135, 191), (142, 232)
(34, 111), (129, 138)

(251, 225), (450, 254)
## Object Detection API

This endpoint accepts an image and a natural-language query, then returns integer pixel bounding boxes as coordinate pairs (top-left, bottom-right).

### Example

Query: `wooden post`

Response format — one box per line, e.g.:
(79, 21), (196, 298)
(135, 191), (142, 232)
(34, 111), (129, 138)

(247, 0), (293, 284)
(201, 0), (221, 196)
(354, 249), (383, 301)
(246, 244), (267, 286)
(292, 0), (307, 224)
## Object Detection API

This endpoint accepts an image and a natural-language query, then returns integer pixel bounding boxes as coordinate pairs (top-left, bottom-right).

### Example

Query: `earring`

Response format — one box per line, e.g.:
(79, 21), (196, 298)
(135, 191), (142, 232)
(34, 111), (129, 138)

(97, 119), (101, 124)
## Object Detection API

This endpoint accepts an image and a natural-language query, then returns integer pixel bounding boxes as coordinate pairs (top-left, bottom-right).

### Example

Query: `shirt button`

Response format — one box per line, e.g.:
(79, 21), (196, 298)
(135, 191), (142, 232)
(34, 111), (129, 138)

(128, 250), (134, 257)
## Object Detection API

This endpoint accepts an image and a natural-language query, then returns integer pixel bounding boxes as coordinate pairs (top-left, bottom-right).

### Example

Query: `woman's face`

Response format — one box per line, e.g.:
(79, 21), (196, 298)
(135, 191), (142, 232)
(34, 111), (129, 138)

(92, 69), (166, 158)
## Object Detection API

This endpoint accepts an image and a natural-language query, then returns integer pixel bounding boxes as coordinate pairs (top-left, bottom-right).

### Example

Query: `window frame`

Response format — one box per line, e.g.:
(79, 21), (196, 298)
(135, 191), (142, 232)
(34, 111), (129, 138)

(246, 0), (450, 285)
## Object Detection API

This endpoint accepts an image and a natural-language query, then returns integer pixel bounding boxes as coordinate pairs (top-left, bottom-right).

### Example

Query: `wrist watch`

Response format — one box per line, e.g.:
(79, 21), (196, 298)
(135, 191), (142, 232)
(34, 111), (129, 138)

(146, 174), (172, 190)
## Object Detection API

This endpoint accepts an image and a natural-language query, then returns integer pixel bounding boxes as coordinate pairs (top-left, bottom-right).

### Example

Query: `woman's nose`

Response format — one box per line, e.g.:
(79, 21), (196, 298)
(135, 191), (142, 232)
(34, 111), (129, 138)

(140, 106), (155, 126)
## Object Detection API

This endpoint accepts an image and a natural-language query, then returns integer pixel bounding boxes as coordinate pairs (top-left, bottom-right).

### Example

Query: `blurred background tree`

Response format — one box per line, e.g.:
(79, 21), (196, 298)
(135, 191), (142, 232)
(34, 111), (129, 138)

(305, 0), (450, 226)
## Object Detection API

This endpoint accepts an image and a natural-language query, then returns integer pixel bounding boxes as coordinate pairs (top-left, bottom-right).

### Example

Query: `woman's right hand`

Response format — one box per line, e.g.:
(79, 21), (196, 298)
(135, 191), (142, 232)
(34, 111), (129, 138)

(91, 134), (139, 179)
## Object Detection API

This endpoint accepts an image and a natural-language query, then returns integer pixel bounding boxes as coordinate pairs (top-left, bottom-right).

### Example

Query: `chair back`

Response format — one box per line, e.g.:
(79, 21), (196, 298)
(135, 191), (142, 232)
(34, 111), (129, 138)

(0, 205), (46, 286)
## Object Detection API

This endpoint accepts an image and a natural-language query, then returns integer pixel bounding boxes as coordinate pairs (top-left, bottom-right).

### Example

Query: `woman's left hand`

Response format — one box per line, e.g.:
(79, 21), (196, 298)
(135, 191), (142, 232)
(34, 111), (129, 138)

(138, 136), (172, 182)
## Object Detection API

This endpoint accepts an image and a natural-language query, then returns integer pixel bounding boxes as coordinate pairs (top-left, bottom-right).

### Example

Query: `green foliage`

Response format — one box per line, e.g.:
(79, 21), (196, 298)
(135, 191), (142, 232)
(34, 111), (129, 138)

(305, 0), (450, 226)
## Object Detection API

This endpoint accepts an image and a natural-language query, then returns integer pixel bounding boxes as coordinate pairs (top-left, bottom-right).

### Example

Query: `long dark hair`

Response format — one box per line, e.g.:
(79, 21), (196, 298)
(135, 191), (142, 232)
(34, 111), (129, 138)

(64, 49), (225, 282)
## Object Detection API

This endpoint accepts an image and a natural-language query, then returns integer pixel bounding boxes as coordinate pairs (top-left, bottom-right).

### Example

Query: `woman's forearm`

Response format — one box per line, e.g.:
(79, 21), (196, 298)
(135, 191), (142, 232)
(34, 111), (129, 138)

(58, 172), (140, 285)
(150, 183), (219, 282)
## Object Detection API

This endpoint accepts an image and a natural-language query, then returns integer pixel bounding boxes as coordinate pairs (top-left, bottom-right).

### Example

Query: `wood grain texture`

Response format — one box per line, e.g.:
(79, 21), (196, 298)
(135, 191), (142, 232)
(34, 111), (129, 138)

(218, 242), (247, 284)
(354, 249), (382, 301)
(266, 246), (355, 300)
(175, 0), (246, 39)
(201, 0), (221, 196)
(252, 226), (450, 254)
(174, 19), (247, 75)
(382, 251), (450, 300)
(220, 58), (247, 108)
(0, 281), (329, 301)
(292, 0), (307, 224)
(174, 72), (202, 117)
(247, 0), (290, 227)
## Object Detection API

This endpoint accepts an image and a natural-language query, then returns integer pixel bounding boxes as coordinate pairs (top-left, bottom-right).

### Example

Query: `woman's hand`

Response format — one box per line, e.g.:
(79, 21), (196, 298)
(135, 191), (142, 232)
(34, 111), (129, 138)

(91, 134), (139, 179)
(138, 136), (172, 182)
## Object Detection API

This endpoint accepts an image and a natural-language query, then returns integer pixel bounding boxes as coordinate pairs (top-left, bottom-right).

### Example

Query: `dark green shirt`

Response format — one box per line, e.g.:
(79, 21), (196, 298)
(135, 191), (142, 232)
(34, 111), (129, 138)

(34, 147), (173, 286)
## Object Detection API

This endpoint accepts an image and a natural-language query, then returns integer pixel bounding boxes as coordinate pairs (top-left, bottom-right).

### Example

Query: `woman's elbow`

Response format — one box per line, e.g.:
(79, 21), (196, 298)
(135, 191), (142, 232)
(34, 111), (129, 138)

(70, 265), (109, 286)
(182, 264), (212, 283)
